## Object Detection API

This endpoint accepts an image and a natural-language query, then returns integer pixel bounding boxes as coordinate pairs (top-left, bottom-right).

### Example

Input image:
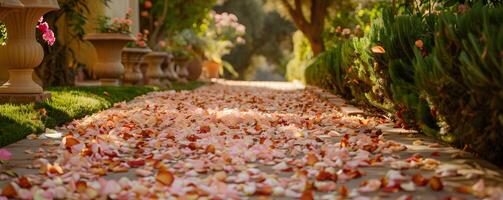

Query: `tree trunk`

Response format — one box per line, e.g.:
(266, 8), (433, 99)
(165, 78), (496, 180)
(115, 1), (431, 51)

(306, 35), (324, 56)
(279, 0), (327, 56)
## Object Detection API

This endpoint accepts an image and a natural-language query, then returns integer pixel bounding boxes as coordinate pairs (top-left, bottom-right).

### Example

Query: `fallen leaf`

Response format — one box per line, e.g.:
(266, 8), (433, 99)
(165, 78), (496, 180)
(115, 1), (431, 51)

(127, 160), (146, 168)
(429, 176), (443, 191)
(415, 40), (424, 49)
(306, 153), (319, 166)
(300, 189), (314, 200)
(338, 185), (348, 197)
(1, 183), (17, 198)
(76, 181), (87, 193)
(412, 174), (428, 186)
(156, 167), (174, 186)
(371, 45), (386, 54)
(17, 176), (32, 189)
(205, 144), (216, 154)
(135, 168), (152, 177)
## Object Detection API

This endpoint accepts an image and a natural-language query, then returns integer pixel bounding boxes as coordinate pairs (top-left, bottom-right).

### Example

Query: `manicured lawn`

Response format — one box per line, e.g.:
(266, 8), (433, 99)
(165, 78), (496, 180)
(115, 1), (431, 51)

(0, 82), (204, 146)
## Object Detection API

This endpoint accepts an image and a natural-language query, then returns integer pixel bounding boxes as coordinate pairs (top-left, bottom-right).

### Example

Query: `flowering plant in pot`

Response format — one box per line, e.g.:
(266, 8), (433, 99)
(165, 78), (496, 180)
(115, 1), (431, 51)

(122, 30), (152, 85)
(200, 12), (245, 79)
(84, 9), (134, 86)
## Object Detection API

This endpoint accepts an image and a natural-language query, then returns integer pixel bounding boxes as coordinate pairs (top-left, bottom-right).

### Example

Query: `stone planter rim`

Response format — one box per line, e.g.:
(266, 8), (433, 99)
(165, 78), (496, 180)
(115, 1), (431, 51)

(146, 51), (168, 57)
(84, 33), (134, 41)
(123, 47), (152, 54)
(19, 0), (59, 9)
(0, 0), (24, 8)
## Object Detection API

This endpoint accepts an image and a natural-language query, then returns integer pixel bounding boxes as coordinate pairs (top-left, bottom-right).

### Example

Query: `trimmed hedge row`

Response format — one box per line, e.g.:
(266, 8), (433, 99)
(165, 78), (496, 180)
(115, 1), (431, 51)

(306, 5), (503, 165)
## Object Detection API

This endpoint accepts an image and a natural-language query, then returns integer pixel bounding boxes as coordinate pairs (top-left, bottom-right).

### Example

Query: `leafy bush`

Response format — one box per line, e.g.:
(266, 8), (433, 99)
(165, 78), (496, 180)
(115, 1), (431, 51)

(306, 4), (503, 165)
(413, 5), (503, 164)
(371, 10), (440, 135)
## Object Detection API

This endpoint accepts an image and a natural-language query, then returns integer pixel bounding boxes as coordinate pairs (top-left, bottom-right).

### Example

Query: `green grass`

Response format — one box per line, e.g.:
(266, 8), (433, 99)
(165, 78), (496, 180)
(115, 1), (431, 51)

(0, 82), (204, 147)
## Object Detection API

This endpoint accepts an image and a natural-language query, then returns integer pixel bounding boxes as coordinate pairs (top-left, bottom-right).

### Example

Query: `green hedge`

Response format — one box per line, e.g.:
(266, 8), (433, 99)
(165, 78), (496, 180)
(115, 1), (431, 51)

(306, 5), (503, 165)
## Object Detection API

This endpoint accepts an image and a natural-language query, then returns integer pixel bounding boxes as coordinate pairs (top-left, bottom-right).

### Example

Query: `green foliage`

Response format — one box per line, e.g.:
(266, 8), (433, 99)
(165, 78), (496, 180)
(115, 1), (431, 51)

(372, 10), (440, 135)
(0, 23), (6, 46)
(307, 3), (503, 165)
(214, 0), (295, 79)
(286, 31), (312, 82)
(413, 5), (503, 164)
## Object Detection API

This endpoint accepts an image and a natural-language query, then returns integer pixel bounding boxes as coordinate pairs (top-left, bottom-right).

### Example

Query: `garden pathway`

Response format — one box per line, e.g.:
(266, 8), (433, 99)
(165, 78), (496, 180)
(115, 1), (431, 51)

(1, 80), (503, 199)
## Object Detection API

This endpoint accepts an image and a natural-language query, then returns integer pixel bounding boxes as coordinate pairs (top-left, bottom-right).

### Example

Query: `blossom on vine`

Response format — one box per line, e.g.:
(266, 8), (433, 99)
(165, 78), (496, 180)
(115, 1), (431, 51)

(37, 17), (55, 46)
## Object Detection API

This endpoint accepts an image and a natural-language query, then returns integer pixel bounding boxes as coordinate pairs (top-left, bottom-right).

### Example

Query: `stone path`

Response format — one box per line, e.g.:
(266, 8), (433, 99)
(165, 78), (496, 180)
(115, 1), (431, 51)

(0, 81), (502, 199)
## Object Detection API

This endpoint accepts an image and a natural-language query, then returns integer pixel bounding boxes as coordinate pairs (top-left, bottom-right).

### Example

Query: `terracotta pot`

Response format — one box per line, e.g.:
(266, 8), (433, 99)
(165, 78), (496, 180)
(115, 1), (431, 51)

(84, 33), (134, 86)
(122, 47), (151, 85)
(144, 51), (167, 86)
(0, 0), (59, 94)
(185, 57), (203, 81)
(0, 0), (24, 19)
(204, 60), (221, 79)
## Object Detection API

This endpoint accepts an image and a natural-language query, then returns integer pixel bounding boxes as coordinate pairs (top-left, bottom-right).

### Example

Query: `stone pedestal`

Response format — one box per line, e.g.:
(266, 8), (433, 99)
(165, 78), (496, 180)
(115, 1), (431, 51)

(173, 57), (188, 83)
(84, 33), (134, 86)
(144, 51), (167, 87)
(122, 47), (151, 85)
(0, 0), (59, 96)
(161, 54), (172, 87)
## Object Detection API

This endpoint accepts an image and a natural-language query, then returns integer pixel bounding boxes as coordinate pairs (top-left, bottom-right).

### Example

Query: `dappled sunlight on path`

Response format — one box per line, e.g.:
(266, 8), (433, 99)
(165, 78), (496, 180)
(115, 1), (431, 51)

(0, 81), (502, 199)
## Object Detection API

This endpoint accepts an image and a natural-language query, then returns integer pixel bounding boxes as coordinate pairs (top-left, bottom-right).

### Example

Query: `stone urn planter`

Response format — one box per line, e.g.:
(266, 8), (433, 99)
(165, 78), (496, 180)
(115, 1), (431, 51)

(122, 47), (151, 85)
(204, 60), (221, 79)
(0, 0), (24, 19)
(161, 54), (173, 87)
(144, 51), (167, 87)
(0, 0), (59, 97)
(84, 33), (134, 86)
(185, 57), (203, 81)
(165, 56), (179, 82)
(173, 57), (189, 83)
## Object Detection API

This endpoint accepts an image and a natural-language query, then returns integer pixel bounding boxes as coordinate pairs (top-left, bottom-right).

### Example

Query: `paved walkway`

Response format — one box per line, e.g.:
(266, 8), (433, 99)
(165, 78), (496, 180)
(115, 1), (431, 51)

(1, 81), (502, 199)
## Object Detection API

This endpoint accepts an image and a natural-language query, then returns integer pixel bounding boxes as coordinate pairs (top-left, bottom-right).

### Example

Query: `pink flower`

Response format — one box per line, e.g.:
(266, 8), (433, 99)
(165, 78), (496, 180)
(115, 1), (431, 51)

(42, 30), (56, 46)
(0, 149), (12, 161)
(137, 41), (145, 47)
(37, 22), (49, 33)
(158, 40), (166, 48)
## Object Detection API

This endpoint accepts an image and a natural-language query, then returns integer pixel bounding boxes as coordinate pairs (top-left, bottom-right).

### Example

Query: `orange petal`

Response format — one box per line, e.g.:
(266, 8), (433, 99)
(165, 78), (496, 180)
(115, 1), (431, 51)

(429, 176), (443, 191)
(1, 183), (17, 198)
(18, 176), (32, 189)
(371, 46), (386, 54)
(300, 189), (314, 200)
(156, 168), (175, 186)
(306, 153), (319, 166)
